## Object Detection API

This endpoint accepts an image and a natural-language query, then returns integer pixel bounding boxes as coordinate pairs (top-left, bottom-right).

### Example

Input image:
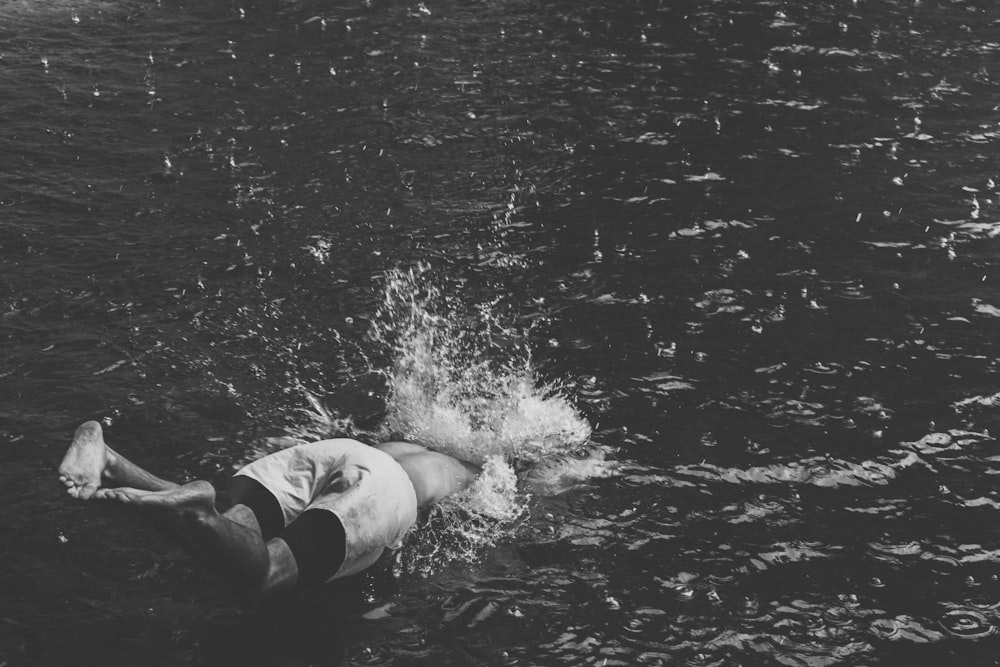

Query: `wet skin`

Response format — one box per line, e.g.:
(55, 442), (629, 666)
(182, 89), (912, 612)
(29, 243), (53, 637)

(57, 421), (479, 596)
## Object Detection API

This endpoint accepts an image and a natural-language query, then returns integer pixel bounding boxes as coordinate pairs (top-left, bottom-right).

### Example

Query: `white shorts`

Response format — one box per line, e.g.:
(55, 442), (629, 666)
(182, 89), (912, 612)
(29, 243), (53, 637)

(234, 439), (418, 581)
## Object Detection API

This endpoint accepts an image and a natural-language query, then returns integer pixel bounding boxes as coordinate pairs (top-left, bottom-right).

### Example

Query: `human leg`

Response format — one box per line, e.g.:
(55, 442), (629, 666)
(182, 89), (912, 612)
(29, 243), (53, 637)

(227, 475), (284, 537)
(58, 421), (299, 596)
(96, 481), (298, 594)
(58, 421), (178, 499)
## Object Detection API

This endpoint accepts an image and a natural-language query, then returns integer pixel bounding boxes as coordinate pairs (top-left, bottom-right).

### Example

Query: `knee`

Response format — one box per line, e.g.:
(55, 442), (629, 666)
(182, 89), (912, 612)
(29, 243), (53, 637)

(225, 539), (299, 602)
(254, 538), (300, 597)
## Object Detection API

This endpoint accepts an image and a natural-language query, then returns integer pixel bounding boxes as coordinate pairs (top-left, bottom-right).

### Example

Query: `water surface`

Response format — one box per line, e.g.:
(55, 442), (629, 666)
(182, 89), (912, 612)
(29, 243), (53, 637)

(5, 0), (1000, 664)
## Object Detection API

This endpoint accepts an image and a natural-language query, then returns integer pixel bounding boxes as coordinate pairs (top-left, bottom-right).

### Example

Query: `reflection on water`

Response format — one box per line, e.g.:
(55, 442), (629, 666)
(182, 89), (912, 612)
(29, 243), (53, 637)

(7, 0), (1000, 664)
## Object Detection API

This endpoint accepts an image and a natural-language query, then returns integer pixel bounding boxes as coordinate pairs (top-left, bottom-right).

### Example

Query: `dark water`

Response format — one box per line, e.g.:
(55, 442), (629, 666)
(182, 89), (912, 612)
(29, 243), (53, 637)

(6, 0), (1000, 664)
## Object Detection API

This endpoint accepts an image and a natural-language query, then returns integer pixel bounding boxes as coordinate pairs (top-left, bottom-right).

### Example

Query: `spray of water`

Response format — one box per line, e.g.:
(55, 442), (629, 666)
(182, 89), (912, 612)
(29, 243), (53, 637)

(368, 265), (592, 571)
(244, 265), (591, 571)
(371, 265), (592, 466)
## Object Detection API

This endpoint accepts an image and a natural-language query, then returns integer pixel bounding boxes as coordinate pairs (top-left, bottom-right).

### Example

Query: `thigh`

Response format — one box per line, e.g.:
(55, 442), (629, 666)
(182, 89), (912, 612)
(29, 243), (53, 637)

(278, 509), (347, 586)
(228, 475), (284, 540)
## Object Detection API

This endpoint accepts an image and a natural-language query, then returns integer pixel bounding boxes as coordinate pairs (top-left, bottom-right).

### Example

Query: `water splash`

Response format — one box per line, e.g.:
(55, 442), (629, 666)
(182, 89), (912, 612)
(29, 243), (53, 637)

(396, 455), (526, 576)
(368, 265), (592, 571)
(371, 264), (592, 466)
(280, 264), (593, 571)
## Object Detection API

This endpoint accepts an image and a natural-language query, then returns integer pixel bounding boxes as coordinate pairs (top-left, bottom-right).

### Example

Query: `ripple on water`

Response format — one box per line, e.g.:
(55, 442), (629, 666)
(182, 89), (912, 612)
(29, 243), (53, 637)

(383, 627), (434, 661)
(345, 645), (394, 666)
(869, 617), (900, 640)
(967, 594), (1000, 611)
(618, 607), (679, 654)
(940, 608), (996, 639)
(823, 278), (871, 301)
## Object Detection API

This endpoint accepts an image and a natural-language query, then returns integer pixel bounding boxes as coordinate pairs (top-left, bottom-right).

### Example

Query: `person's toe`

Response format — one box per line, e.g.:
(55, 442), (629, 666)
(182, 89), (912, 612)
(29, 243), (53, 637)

(104, 489), (131, 503)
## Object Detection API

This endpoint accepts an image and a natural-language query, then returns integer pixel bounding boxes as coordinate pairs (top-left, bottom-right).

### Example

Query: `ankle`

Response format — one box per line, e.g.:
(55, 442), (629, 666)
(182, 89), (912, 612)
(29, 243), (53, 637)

(101, 447), (120, 485)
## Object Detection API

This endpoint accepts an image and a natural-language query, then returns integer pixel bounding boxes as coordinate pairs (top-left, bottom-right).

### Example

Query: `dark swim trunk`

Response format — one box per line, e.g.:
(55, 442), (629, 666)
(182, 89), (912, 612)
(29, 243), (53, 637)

(230, 439), (418, 584)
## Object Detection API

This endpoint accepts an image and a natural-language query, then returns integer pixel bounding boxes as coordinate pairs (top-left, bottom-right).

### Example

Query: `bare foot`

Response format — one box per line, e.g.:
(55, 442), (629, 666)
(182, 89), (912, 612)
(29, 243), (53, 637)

(95, 480), (217, 521)
(58, 421), (115, 500)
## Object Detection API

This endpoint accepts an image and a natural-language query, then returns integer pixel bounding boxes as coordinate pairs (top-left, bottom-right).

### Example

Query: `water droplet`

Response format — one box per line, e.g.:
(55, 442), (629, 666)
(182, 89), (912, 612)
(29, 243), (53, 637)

(350, 645), (393, 666)
(738, 596), (761, 618)
(656, 341), (676, 358)
(870, 576), (885, 588)
(605, 595), (621, 610)
(686, 652), (725, 667)
(671, 584), (695, 601)
(803, 613), (825, 631)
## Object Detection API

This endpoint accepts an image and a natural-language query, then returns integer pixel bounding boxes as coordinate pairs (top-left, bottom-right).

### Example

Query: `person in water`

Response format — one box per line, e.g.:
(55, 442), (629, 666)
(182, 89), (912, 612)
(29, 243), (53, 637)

(57, 421), (480, 596)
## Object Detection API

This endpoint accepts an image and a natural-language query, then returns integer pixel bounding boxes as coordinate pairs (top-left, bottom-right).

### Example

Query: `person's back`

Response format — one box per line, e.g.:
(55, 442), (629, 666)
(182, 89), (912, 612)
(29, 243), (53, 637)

(375, 441), (480, 507)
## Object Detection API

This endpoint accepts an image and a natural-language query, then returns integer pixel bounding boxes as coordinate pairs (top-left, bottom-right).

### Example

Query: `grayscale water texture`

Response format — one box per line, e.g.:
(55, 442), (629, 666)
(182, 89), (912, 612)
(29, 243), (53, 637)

(4, 0), (1000, 664)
